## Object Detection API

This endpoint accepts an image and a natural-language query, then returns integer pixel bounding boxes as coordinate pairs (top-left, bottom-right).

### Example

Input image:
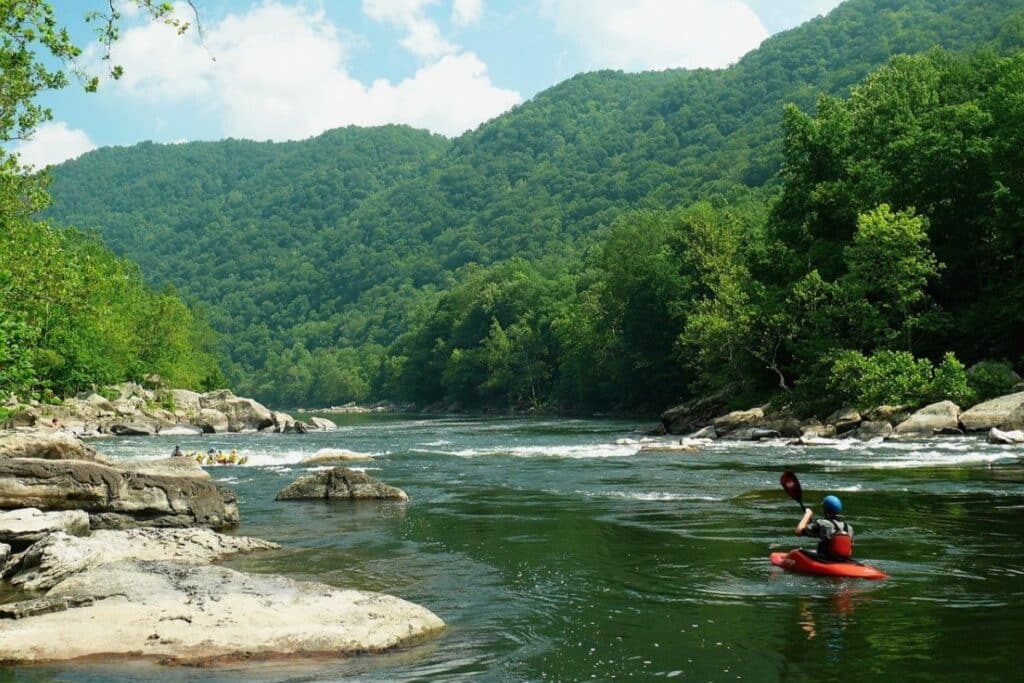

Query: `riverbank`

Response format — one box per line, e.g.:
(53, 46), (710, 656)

(659, 390), (1024, 445)
(2, 383), (338, 439)
(0, 425), (444, 666)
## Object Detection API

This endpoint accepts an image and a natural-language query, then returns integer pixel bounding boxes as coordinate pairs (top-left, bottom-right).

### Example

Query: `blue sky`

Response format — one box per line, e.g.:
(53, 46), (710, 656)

(15, 0), (844, 167)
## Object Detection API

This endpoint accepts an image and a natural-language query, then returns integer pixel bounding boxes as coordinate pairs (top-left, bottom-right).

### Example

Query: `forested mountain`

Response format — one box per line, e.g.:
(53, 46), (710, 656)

(44, 0), (1024, 410)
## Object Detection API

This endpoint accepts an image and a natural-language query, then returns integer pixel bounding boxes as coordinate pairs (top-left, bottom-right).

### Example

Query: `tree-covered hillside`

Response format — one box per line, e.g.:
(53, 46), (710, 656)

(44, 0), (1024, 410)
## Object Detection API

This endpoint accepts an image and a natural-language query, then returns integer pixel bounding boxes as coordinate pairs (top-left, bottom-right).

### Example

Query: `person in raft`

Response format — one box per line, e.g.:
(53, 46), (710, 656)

(795, 495), (853, 561)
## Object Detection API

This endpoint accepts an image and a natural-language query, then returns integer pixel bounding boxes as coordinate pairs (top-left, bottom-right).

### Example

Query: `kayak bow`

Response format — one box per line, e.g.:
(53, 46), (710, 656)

(770, 549), (888, 580)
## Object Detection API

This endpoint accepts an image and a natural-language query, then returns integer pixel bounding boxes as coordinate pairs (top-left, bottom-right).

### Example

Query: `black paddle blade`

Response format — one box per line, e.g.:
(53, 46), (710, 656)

(780, 471), (803, 504)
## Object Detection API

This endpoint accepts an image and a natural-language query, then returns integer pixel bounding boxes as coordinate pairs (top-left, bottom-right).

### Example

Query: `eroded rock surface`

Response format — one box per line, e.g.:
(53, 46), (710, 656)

(0, 433), (97, 461)
(2, 528), (279, 592)
(0, 560), (445, 665)
(0, 509), (89, 548)
(0, 458), (238, 530)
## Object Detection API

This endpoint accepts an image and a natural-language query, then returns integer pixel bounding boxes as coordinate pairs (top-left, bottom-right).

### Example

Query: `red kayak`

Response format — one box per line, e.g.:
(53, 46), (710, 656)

(770, 549), (888, 580)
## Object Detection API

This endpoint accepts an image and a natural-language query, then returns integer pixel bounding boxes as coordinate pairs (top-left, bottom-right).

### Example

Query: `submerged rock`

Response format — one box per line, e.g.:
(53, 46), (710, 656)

(300, 448), (375, 465)
(0, 560), (445, 665)
(276, 467), (408, 502)
(2, 528), (279, 592)
(638, 441), (700, 454)
(987, 427), (1024, 445)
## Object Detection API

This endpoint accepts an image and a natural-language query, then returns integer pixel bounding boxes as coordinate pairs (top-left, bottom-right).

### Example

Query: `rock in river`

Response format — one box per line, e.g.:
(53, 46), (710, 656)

(0, 559), (445, 665)
(0, 458), (238, 530)
(960, 392), (1024, 432)
(276, 467), (408, 502)
(2, 527), (279, 592)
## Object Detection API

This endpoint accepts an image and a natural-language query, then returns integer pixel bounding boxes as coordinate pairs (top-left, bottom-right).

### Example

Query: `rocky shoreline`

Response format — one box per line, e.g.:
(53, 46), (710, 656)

(659, 390), (1024, 446)
(2, 383), (337, 438)
(0, 422), (442, 666)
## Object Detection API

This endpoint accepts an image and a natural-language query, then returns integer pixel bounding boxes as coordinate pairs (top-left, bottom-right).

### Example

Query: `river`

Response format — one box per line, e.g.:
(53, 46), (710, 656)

(3, 416), (1022, 682)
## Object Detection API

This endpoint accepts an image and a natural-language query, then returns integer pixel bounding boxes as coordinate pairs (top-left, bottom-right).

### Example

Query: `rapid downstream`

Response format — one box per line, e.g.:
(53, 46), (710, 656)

(4, 416), (1022, 682)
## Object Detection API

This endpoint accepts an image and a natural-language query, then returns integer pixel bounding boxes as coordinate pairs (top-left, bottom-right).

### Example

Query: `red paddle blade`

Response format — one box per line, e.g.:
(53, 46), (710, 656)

(780, 471), (803, 502)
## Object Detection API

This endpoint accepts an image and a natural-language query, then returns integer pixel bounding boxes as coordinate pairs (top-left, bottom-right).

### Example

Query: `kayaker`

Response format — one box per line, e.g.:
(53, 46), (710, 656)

(795, 495), (853, 561)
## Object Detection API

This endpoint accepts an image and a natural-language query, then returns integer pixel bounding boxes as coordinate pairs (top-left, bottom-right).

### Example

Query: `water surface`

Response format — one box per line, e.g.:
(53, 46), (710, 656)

(3, 417), (1021, 681)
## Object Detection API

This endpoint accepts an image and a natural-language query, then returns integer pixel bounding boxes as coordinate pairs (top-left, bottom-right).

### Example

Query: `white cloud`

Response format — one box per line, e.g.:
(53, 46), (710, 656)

(11, 122), (96, 168)
(452, 0), (484, 27)
(362, 0), (457, 59)
(95, 2), (520, 139)
(539, 0), (770, 71)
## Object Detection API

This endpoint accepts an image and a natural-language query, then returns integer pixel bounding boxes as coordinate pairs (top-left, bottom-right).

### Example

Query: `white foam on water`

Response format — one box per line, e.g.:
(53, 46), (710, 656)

(418, 440), (452, 447)
(431, 443), (638, 459)
(817, 451), (1020, 470)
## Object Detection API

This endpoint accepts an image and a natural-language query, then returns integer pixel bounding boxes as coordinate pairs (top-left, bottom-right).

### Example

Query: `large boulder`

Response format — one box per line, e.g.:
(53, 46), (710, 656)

(159, 423), (204, 436)
(864, 405), (911, 424)
(0, 560), (445, 665)
(271, 411), (296, 433)
(959, 392), (1024, 431)
(276, 467), (408, 502)
(308, 416), (338, 432)
(0, 432), (97, 461)
(107, 415), (171, 436)
(2, 528), (279, 592)
(800, 421), (836, 439)
(192, 408), (230, 434)
(199, 390), (273, 431)
(846, 420), (894, 441)
(824, 407), (862, 434)
(660, 391), (729, 435)
(895, 401), (961, 437)
(169, 389), (203, 416)
(712, 407), (765, 435)
(0, 508), (90, 548)
(0, 458), (238, 530)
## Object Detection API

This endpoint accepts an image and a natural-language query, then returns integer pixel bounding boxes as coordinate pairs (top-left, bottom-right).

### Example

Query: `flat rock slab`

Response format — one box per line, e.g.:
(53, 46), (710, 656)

(3, 528), (280, 592)
(276, 467), (408, 501)
(0, 560), (445, 665)
(0, 508), (90, 547)
(0, 432), (97, 461)
(0, 458), (238, 530)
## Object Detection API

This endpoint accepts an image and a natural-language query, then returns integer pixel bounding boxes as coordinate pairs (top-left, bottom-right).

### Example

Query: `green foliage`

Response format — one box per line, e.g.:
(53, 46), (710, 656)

(966, 360), (1021, 402)
(42, 0), (1024, 409)
(829, 350), (935, 409)
(929, 352), (975, 406)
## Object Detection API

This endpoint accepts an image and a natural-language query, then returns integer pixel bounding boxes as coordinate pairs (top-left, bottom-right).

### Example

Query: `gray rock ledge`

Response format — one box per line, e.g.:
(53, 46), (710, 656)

(0, 560), (445, 665)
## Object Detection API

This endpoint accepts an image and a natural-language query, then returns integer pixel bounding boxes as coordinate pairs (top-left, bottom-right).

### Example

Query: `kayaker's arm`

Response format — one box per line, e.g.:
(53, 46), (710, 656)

(795, 507), (814, 536)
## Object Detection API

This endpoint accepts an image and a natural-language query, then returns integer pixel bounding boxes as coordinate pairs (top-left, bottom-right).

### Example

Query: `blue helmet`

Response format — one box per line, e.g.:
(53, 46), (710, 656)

(823, 495), (842, 515)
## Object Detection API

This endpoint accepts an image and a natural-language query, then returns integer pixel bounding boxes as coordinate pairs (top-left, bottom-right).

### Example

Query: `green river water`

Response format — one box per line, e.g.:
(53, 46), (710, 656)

(2, 416), (1022, 682)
